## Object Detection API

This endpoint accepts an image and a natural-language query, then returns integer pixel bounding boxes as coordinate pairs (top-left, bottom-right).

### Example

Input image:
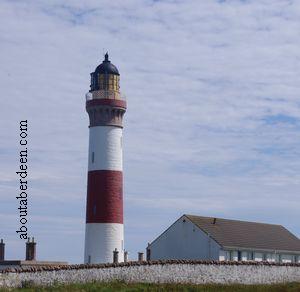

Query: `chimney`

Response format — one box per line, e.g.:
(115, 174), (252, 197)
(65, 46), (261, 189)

(124, 250), (128, 263)
(213, 218), (217, 224)
(138, 252), (144, 262)
(0, 239), (4, 261)
(113, 248), (119, 264)
(146, 243), (151, 261)
(25, 237), (36, 261)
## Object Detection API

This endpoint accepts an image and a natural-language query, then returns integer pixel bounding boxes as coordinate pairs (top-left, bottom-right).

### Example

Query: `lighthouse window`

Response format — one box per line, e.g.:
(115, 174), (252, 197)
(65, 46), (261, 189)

(90, 74), (94, 90)
(92, 152), (95, 163)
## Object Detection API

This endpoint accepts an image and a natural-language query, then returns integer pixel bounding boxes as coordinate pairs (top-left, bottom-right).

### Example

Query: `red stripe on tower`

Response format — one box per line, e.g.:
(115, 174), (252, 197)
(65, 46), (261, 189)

(86, 170), (123, 223)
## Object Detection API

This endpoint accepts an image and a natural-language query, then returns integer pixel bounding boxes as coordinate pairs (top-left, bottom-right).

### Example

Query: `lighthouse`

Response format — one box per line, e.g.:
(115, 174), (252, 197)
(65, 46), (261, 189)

(84, 53), (126, 264)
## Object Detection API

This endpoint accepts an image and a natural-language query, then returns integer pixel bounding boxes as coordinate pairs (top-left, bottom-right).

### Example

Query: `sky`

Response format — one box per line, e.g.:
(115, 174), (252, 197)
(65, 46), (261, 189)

(0, 0), (300, 264)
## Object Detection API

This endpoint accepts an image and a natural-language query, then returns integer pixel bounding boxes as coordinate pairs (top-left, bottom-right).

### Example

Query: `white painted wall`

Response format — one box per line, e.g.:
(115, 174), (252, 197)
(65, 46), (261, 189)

(149, 216), (221, 261)
(88, 126), (122, 171)
(84, 223), (124, 264)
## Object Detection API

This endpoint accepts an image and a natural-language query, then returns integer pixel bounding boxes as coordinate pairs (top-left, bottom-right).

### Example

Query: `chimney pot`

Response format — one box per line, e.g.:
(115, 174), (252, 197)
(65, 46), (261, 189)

(26, 237), (36, 261)
(113, 248), (119, 264)
(124, 250), (128, 263)
(138, 252), (144, 262)
(0, 239), (5, 261)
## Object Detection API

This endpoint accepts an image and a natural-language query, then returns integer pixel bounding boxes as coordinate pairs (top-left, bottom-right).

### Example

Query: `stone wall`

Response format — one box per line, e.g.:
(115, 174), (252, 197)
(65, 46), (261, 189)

(0, 260), (300, 288)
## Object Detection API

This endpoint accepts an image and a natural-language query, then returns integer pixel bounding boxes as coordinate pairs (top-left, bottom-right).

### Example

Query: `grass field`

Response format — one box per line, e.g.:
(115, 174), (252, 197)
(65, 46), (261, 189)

(1, 281), (300, 291)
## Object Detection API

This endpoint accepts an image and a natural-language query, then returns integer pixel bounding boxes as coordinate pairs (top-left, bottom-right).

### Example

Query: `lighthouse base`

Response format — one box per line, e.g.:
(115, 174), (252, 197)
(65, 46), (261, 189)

(84, 223), (124, 264)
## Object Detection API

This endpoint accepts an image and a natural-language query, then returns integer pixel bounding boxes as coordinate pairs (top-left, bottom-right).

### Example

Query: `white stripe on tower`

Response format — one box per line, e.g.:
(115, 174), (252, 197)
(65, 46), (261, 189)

(88, 127), (122, 172)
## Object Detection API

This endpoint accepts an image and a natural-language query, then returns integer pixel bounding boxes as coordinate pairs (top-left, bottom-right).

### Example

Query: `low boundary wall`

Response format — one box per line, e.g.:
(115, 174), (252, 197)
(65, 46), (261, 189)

(1, 260), (300, 287)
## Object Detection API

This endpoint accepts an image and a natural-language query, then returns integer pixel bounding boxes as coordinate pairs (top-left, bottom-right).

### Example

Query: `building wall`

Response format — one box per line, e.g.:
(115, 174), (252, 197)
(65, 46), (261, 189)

(149, 216), (221, 261)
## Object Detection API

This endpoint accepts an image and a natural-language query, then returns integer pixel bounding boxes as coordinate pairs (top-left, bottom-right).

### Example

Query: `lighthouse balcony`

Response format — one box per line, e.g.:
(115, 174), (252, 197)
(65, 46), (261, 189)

(86, 90), (126, 101)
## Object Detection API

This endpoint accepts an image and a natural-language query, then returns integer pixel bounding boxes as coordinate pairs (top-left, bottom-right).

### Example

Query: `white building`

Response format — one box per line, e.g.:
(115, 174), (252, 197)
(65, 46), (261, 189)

(147, 215), (300, 263)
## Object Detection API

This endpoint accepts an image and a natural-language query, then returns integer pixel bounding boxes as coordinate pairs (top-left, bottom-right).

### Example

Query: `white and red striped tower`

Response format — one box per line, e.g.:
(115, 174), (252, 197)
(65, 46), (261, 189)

(84, 53), (126, 264)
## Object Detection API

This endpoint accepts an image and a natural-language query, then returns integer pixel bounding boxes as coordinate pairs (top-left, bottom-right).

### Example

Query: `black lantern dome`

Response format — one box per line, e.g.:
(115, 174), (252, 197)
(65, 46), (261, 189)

(94, 53), (119, 76)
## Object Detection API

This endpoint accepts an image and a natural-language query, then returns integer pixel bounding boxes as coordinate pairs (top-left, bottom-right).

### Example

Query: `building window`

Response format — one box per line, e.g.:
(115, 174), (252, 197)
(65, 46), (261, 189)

(88, 255), (91, 264)
(90, 74), (94, 90)
(225, 251), (230, 261)
(238, 251), (242, 261)
(92, 152), (95, 163)
(248, 251), (254, 260)
(262, 253), (266, 261)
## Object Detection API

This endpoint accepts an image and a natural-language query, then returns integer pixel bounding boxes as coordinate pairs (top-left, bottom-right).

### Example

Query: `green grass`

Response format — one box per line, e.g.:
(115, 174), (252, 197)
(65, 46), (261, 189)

(1, 281), (300, 292)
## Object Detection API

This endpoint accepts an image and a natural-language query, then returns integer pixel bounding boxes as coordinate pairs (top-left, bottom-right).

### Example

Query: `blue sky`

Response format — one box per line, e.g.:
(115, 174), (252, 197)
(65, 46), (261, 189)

(0, 0), (300, 263)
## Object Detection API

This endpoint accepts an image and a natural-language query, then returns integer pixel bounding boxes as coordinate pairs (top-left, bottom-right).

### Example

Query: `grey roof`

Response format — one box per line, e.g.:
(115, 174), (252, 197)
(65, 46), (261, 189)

(186, 215), (300, 252)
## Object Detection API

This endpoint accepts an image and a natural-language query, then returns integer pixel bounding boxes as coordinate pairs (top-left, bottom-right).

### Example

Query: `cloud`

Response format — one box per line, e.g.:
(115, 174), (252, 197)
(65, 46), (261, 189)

(0, 0), (299, 263)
